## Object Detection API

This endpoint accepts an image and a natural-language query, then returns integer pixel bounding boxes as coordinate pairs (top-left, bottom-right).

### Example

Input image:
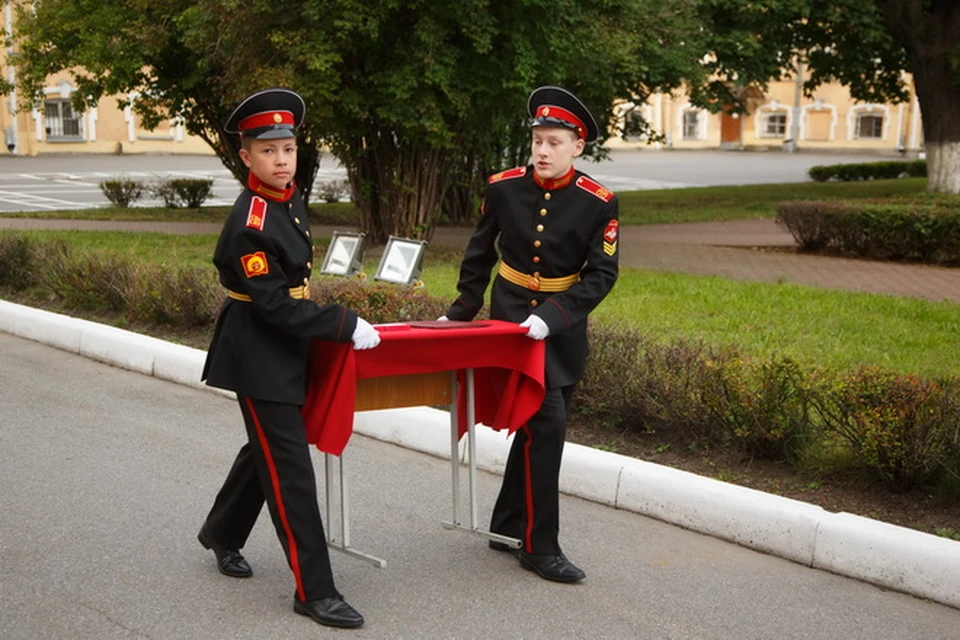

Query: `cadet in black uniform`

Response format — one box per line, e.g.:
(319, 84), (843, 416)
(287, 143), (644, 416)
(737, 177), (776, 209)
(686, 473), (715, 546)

(444, 86), (619, 582)
(198, 88), (379, 629)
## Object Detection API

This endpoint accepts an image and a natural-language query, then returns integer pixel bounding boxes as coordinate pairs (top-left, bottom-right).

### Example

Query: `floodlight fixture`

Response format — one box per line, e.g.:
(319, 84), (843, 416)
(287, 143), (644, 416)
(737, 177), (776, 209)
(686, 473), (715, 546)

(374, 236), (428, 285)
(320, 231), (365, 277)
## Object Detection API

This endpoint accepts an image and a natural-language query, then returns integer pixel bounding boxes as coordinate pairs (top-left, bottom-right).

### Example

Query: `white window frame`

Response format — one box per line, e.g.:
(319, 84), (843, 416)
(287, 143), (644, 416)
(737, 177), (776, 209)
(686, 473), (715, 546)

(41, 82), (85, 142)
(678, 105), (706, 141)
(753, 100), (791, 139)
(847, 104), (890, 142)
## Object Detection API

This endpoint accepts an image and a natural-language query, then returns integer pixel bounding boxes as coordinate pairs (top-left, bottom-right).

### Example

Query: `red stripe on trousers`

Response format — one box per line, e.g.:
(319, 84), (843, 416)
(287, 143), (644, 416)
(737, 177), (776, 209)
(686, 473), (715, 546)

(522, 424), (535, 552)
(245, 397), (306, 601)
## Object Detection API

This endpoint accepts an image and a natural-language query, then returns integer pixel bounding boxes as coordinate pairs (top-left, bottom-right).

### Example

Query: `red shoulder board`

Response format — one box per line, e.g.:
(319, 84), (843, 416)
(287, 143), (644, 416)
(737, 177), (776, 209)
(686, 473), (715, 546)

(576, 176), (615, 203)
(245, 196), (267, 231)
(488, 166), (527, 184)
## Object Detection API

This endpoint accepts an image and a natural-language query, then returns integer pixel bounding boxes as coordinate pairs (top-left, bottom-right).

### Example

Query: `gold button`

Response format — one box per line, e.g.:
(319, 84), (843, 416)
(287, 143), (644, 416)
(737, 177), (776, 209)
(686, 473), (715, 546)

(533, 240), (541, 248)
(532, 256), (541, 263)
(303, 277), (309, 285)
(536, 224), (544, 232)
(306, 261), (312, 270)
(295, 217), (301, 224)
(544, 193), (552, 201)
(530, 300), (538, 307)
(539, 208), (548, 216)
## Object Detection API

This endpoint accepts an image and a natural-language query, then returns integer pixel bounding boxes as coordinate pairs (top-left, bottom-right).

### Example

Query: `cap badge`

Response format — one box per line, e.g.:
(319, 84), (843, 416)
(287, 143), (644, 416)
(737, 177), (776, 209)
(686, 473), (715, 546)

(272, 113), (283, 123)
(541, 107), (550, 116)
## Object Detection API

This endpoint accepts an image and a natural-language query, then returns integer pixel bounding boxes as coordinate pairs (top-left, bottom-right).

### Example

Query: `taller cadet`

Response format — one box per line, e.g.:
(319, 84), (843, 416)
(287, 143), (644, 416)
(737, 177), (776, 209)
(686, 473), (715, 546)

(198, 88), (379, 629)
(443, 86), (619, 582)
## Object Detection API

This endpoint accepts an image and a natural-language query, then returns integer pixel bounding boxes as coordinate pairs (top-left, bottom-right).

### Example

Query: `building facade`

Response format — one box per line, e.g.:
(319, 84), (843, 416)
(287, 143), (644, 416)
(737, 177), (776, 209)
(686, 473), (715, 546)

(609, 71), (923, 156)
(0, 3), (212, 156)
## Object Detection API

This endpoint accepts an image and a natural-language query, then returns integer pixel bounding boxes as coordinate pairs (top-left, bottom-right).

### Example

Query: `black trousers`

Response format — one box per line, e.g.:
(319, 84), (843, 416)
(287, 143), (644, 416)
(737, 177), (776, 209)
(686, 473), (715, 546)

(203, 397), (336, 601)
(490, 385), (574, 555)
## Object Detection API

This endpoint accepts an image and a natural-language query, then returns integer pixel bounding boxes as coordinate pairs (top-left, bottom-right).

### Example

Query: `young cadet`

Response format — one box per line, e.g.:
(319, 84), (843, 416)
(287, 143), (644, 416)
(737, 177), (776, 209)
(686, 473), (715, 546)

(443, 86), (619, 582)
(198, 88), (379, 629)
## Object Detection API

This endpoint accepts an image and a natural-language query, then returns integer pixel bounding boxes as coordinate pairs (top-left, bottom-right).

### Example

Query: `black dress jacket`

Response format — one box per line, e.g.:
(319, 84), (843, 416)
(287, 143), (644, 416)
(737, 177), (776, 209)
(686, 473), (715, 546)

(203, 179), (357, 404)
(445, 165), (619, 388)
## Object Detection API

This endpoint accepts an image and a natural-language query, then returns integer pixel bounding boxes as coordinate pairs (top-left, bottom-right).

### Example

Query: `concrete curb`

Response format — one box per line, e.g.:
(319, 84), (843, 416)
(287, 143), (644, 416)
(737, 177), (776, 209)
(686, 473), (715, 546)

(3, 299), (958, 609)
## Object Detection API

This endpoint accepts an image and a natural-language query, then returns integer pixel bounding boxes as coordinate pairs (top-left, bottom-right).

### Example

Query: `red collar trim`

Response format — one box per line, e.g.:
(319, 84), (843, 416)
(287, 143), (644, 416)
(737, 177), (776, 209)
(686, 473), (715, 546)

(247, 172), (295, 202)
(533, 167), (576, 191)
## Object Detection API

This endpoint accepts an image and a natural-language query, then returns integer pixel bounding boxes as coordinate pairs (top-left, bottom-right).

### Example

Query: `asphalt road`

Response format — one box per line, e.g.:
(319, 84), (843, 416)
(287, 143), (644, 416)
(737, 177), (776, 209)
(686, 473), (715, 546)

(0, 149), (894, 213)
(3, 332), (959, 639)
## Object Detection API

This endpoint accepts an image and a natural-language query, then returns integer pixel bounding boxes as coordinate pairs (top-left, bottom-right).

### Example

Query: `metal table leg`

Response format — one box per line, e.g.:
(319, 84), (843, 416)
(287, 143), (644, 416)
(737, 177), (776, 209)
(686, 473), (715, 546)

(323, 451), (386, 568)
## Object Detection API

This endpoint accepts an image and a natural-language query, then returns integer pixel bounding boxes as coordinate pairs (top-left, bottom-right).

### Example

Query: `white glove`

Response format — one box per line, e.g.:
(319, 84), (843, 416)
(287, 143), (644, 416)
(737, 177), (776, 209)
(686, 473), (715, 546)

(351, 317), (381, 350)
(436, 315), (449, 321)
(519, 315), (549, 340)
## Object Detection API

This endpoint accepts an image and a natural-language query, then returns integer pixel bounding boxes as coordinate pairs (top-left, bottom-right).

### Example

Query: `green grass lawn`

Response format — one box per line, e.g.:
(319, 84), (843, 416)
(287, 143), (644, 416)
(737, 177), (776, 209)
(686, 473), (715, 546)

(3, 176), (957, 379)
(9, 227), (953, 378)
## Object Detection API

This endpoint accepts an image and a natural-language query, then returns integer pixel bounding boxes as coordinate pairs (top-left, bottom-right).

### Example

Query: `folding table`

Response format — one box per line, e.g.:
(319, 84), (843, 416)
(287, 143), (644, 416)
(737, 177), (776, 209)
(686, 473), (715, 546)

(302, 320), (546, 567)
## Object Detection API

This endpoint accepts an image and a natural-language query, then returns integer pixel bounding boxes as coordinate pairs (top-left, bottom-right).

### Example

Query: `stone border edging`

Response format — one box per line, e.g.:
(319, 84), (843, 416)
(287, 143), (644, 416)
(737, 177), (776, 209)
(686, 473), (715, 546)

(2, 298), (957, 609)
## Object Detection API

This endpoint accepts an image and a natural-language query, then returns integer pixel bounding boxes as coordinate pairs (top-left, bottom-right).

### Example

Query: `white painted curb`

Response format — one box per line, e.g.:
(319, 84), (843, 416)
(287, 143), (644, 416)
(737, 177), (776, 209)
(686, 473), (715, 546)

(2, 299), (958, 609)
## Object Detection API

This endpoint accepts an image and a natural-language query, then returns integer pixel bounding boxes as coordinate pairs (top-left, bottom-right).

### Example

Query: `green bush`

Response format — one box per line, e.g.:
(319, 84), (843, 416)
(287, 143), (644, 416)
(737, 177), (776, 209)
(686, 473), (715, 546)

(808, 160), (926, 182)
(807, 367), (960, 489)
(125, 262), (221, 327)
(776, 200), (960, 265)
(578, 321), (644, 429)
(699, 355), (812, 460)
(312, 276), (449, 323)
(99, 177), (145, 207)
(151, 178), (214, 208)
(0, 234), (43, 291)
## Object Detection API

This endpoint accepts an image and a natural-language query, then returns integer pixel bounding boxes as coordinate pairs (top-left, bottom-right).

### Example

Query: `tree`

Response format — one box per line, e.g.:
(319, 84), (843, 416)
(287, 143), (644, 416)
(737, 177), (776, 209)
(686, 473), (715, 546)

(690, 0), (960, 194)
(10, 0), (703, 242)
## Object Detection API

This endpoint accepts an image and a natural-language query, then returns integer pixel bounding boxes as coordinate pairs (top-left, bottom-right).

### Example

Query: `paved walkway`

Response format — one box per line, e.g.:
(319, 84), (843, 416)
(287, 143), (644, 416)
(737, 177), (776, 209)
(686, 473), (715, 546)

(3, 216), (959, 304)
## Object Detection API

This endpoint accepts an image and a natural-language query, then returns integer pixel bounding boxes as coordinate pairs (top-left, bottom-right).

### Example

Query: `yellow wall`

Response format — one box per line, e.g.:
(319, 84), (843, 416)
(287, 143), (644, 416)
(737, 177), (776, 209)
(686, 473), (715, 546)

(609, 71), (922, 155)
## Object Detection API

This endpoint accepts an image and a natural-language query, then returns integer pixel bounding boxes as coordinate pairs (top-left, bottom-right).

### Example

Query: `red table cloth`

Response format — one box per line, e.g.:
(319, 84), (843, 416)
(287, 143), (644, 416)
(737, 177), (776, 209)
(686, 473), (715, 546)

(302, 320), (546, 455)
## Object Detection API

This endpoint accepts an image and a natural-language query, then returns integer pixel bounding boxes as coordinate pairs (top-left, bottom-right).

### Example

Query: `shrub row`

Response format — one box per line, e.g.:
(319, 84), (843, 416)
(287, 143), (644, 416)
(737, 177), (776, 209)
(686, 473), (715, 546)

(99, 177), (215, 208)
(776, 200), (960, 264)
(808, 160), (927, 182)
(2, 234), (958, 495)
(580, 322), (960, 493)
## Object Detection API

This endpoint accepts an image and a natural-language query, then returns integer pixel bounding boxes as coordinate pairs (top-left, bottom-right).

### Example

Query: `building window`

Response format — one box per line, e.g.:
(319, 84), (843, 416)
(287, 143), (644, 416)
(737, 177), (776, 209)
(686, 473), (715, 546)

(44, 100), (83, 141)
(682, 110), (701, 140)
(856, 114), (884, 139)
(762, 112), (788, 137)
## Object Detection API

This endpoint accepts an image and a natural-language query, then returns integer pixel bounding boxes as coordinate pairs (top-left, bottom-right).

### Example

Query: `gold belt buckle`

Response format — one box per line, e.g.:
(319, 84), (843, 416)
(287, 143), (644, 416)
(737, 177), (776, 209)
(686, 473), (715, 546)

(302, 285), (310, 300)
(528, 276), (540, 291)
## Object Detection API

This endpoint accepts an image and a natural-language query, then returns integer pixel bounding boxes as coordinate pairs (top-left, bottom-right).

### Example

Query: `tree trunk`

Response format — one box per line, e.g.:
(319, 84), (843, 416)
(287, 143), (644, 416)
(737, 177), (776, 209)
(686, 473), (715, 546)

(878, 0), (960, 193)
(343, 133), (451, 245)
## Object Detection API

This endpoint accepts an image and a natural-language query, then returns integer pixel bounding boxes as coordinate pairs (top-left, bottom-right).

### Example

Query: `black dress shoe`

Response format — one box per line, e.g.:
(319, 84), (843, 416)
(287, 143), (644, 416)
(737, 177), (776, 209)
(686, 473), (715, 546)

(197, 526), (252, 578)
(294, 596), (364, 629)
(514, 551), (586, 583)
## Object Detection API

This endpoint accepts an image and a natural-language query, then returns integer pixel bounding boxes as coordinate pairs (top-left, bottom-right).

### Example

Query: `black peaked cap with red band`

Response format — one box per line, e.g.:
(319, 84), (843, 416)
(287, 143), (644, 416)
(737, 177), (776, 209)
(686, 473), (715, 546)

(224, 88), (305, 140)
(528, 86), (599, 143)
